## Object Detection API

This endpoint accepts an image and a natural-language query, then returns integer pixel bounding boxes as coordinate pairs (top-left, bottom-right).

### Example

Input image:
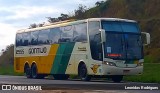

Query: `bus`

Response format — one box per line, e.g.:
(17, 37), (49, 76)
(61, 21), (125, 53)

(14, 18), (150, 82)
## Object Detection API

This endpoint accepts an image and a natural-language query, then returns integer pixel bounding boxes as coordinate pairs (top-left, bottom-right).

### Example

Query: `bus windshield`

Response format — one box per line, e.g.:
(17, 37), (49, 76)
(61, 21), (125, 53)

(102, 21), (143, 60)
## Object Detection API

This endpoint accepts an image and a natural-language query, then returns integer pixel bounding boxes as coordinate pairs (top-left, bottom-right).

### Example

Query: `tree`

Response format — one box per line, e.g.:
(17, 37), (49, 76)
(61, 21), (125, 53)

(60, 13), (69, 20)
(5, 45), (10, 51)
(47, 13), (69, 23)
(95, 1), (105, 6)
(29, 23), (37, 28)
(38, 22), (45, 27)
(74, 4), (87, 19)
(1, 49), (4, 52)
(47, 17), (59, 23)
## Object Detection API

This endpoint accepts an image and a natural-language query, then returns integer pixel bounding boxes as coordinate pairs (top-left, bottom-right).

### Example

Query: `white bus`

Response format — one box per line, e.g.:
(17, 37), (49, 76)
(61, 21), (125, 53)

(14, 18), (150, 82)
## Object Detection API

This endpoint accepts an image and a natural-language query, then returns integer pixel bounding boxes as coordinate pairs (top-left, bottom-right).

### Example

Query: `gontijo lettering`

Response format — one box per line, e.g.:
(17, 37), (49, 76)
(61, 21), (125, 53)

(28, 47), (47, 54)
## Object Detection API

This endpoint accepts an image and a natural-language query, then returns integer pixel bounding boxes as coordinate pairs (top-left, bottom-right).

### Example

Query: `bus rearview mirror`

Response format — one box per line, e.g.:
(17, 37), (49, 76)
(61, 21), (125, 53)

(99, 29), (106, 43)
(141, 32), (150, 46)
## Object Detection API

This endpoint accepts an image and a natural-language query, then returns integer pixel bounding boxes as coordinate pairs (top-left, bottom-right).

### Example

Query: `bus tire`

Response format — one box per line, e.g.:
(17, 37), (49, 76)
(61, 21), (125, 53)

(111, 75), (123, 83)
(53, 74), (69, 80)
(31, 64), (45, 79)
(78, 64), (91, 81)
(31, 64), (38, 79)
(24, 64), (32, 78)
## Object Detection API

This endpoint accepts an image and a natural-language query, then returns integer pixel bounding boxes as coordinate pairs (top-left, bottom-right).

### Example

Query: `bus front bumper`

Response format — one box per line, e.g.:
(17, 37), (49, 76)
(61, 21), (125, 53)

(102, 65), (143, 75)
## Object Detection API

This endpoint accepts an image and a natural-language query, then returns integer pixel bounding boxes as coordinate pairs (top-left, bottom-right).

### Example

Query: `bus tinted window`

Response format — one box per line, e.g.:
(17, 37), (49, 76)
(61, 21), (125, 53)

(73, 23), (87, 42)
(102, 21), (139, 33)
(30, 31), (39, 45)
(16, 33), (23, 47)
(22, 32), (31, 46)
(38, 29), (50, 44)
(121, 22), (139, 33)
(49, 28), (61, 44)
(60, 25), (74, 42)
(89, 21), (102, 61)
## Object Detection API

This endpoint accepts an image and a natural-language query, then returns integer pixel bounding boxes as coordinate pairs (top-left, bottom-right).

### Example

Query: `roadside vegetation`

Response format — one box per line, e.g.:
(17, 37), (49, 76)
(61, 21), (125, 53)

(124, 63), (160, 83)
(0, 65), (23, 76)
(0, 0), (160, 83)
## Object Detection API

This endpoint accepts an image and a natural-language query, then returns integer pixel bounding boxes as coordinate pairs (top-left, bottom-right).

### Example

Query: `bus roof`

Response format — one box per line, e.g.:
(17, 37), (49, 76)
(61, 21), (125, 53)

(17, 18), (136, 34)
(88, 18), (136, 22)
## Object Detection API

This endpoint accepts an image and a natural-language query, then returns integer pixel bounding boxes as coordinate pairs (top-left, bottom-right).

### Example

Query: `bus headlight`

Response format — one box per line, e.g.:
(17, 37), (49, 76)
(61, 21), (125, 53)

(138, 62), (143, 66)
(103, 61), (116, 66)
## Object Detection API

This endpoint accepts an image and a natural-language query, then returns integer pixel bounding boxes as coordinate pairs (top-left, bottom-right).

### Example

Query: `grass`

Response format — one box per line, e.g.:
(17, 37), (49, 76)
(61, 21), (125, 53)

(0, 65), (23, 76)
(124, 63), (160, 83)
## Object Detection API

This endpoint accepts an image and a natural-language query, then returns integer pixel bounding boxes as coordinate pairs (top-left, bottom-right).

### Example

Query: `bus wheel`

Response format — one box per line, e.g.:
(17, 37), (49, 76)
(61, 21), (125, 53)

(31, 64), (38, 79)
(111, 75), (123, 83)
(79, 64), (91, 81)
(24, 64), (31, 78)
(53, 74), (69, 80)
(31, 64), (46, 79)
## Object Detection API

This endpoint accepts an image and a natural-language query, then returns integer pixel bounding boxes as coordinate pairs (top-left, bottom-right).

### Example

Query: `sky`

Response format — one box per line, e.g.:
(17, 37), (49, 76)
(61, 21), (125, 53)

(0, 0), (103, 51)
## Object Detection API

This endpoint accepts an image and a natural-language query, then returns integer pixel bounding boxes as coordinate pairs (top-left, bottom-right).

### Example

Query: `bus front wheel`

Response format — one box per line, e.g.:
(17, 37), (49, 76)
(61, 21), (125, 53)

(78, 64), (91, 81)
(111, 75), (123, 83)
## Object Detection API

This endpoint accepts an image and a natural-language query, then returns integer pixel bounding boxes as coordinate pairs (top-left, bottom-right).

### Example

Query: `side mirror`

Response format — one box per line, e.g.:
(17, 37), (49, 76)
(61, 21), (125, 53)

(141, 32), (150, 46)
(99, 29), (106, 43)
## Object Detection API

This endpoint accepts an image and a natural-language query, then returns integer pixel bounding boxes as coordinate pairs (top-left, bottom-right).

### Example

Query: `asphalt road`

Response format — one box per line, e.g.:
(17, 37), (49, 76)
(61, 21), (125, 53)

(0, 75), (159, 93)
(0, 75), (127, 84)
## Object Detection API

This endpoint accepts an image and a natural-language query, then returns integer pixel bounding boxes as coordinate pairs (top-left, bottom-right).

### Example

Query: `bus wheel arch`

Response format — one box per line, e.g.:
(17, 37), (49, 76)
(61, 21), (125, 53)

(78, 61), (91, 81)
(24, 62), (31, 78)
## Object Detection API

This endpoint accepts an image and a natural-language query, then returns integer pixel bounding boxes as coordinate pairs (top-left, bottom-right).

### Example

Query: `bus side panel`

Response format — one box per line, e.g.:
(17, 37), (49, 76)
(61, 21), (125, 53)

(64, 41), (103, 76)
(14, 57), (23, 73)
(50, 42), (75, 74)
(65, 42), (88, 75)
(14, 46), (30, 73)
(14, 44), (59, 74)
(28, 44), (59, 74)
(37, 44), (59, 74)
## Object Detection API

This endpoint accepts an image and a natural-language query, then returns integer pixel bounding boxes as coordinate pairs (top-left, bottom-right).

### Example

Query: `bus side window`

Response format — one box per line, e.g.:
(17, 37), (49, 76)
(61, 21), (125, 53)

(30, 31), (39, 45)
(22, 32), (31, 46)
(73, 23), (87, 42)
(16, 33), (23, 47)
(60, 25), (74, 43)
(49, 28), (61, 44)
(89, 21), (102, 61)
(38, 29), (50, 44)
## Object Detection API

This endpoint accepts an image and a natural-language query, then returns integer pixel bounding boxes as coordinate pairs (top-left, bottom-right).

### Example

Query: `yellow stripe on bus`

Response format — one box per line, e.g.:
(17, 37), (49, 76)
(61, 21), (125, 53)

(38, 44), (59, 74)
(14, 44), (59, 74)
